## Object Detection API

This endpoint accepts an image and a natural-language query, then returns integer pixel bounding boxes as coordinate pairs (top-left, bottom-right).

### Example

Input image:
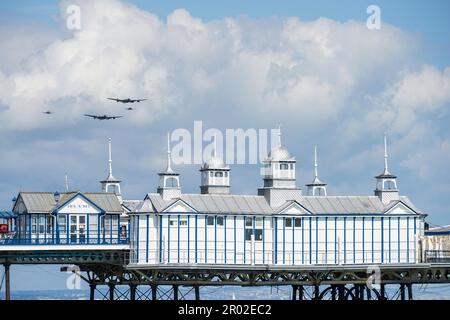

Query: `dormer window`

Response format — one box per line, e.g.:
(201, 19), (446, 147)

(215, 172), (224, 178)
(383, 180), (396, 190)
(165, 177), (179, 188)
(280, 163), (289, 170)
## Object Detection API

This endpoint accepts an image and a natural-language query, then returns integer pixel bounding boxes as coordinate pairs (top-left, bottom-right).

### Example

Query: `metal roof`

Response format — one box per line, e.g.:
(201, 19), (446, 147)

(122, 200), (143, 212)
(17, 192), (56, 212)
(426, 225), (450, 235)
(135, 193), (422, 215)
(14, 192), (123, 214)
(0, 211), (17, 219)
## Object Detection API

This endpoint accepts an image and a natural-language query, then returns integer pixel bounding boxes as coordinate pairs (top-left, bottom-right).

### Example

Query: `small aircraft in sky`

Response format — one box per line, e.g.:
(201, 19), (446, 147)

(84, 114), (123, 120)
(42, 111), (54, 115)
(107, 98), (147, 103)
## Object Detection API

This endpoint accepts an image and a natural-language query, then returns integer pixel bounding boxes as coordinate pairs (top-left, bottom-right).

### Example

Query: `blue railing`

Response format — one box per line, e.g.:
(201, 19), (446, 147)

(0, 237), (129, 246)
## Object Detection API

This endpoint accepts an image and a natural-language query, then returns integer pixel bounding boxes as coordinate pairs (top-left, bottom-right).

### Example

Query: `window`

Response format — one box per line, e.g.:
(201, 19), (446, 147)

(290, 164), (294, 169)
(46, 216), (52, 234)
(58, 216), (67, 234)
(245, 217), (263, 241)
(166, 177), (178, 188)
(254, 229), (263, 241)
(225, 172), (228, 177)
(210, 172), (213, 177)
(169, 220), (177, 226)
(280, 163), (289, 170)
(384, 180), (396, 190)
(207, 216), (214, 226)
(215, 171), (224, 177)
(179, 219), (188, 226)
(120, 225), (127, 239)
(294, 218), (302, 227)
(39, 216), (45, 234)
(285, 218), (292, 228)
(31, 216), (37, 234)
(216, 217), (224, 226)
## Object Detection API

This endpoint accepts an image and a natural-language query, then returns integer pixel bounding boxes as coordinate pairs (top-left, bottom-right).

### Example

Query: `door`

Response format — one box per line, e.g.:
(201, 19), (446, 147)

(69, 215), (87, 243)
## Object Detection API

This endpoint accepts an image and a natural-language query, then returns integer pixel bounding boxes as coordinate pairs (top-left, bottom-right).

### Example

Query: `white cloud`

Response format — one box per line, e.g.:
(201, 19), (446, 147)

(0, 0), (421, 131)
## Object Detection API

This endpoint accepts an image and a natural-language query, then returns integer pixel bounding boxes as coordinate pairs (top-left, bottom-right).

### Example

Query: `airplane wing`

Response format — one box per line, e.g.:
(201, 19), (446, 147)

(110, 116), (123, 119)
(135, 99), (147, 102)
(107, 98), (121, 102)
(84, 114), (98, 119)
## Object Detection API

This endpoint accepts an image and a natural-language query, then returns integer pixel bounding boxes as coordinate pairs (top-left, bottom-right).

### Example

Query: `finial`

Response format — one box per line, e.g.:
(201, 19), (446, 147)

(64, 173), (69, 192)
(384, 133), (389, 174)
(277, 122), (282, 148)
(108, 138), (113, 176)
(213, 133), (217, 158)
(166, 132), (173, 173)
(314, 146), (318, 179)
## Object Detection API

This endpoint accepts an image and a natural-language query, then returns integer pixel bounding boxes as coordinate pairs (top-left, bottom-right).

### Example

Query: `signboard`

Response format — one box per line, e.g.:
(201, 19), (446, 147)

(0, 224), (8, 233)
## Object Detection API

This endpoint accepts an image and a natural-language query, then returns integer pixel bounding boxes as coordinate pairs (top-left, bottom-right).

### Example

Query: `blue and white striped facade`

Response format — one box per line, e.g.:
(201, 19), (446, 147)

(129, 134), (426, 266)
(130, 196), (424, 266)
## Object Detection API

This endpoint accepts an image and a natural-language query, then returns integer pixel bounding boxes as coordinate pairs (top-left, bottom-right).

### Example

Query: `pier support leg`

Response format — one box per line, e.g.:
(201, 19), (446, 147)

(380, 284), (386, 300)
(400, 284), (406, 301)
(151, 285), (157, 300)
(292, 285), (297, 301)
(359, 285), (365, 300)
(298, 286), (304, 301)
(407, 283), (413, 300)
(173, 285), (179, 301)
(338, 285), (345, 300)
(194, 285), (200, 300)
(89, 283), (96, 301)
(354, 285), (360, 300)
(366, 287), (372, 300)
(331, 286), (337, 301)
(313, 285), (320, 300)
(108, 283), (115, 301)
(4, 264), (10, 301)
(130, 284), (137, 301)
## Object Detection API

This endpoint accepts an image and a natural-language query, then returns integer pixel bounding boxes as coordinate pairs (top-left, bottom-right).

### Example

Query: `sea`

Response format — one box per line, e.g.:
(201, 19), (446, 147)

(6, 284), (450, 300)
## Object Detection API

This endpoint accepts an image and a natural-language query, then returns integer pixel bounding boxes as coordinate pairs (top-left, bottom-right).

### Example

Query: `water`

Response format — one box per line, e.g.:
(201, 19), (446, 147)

(6, 284), (450, 300)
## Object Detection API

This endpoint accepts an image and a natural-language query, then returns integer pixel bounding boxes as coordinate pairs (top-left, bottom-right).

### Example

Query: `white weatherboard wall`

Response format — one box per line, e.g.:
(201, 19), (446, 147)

(129, 212), (422, 266)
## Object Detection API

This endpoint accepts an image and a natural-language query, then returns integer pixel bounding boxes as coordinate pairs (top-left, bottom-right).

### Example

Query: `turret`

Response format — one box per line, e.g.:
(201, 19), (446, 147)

(100, 138), (123, 203)
(374, 134), (399, 204)
(157, 133), (181, 201)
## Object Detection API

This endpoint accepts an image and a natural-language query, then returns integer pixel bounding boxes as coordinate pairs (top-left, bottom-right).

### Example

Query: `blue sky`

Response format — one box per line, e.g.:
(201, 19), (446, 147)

(1, 0), (450, 291)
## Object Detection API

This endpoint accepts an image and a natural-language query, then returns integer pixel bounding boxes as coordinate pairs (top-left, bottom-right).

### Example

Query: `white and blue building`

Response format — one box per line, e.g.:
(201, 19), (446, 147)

(129, 132), (427, 266)
(1, 130), (428, 265)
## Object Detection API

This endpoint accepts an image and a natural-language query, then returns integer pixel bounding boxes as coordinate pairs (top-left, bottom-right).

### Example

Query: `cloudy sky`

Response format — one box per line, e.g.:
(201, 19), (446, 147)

(1, 0), (450, 290)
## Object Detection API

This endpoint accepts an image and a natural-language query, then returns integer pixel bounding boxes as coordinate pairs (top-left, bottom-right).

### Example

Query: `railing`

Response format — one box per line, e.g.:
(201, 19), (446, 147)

(0, 237), (129, 246)
(425, 250), (450, 263)
(129, 247), (418, 265)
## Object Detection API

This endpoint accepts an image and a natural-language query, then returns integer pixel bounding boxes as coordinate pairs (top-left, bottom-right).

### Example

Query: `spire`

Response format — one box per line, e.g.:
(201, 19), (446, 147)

(383, 133), (389, 175)
(375, 134), (399, 203)
(213, 133), (217, 158)
(64, 173), (69, 192)
(306, 146), (327, 196)
(314, 146), (318, 179)
(165, 132), (174, 174)
(108, 138), (113, 177)
(158, 132), (181, 200)
(277, 123), (282, 148)
(103, 138), (118, 181)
